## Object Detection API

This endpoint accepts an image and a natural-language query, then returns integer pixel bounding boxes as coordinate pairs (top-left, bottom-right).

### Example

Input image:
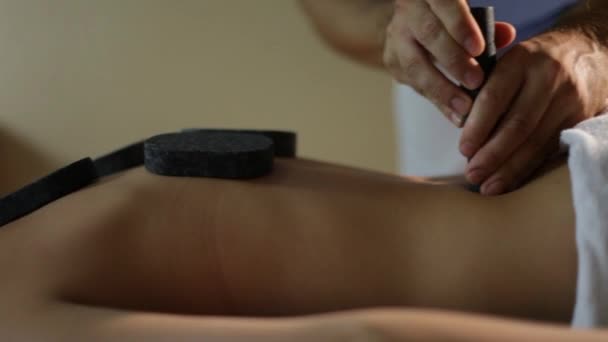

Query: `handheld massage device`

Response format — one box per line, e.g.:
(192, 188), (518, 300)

(464, 6), (497, 193)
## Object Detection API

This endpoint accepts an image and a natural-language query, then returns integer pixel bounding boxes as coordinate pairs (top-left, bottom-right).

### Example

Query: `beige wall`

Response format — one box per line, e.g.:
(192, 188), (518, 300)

(0, 0), (394, 191)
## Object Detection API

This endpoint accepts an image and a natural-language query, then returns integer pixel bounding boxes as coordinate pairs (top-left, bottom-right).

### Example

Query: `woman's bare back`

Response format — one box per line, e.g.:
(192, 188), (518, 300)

(0, 158), (577, 323)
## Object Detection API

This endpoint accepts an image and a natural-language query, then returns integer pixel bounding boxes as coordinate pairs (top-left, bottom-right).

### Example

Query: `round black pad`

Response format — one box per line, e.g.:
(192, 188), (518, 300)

(94, 141), (144, 177)
(181, 129), (297, 158)
(0, 158), (99, 227)
(145, 132), (274, 179)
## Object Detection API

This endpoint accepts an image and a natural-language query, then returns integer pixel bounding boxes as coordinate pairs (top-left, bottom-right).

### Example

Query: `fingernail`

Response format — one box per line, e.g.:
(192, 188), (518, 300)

(467, 168), (486, 184)
(465, 37), (478, 55)
(450, 112), (464, 127)
(450, 96), (469, 116)
(483, 181), (505, 196)
(460, 142), (476, 158)
(464, 70), (483, 89)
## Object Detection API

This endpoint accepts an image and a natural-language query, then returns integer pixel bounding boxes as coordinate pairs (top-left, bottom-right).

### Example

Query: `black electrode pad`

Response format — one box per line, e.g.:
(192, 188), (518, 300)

(0, 158), (99, 227)
(93, 141), (145, 177)
(464, 6), (497, 99)
(145, 131), (274, 179)
(182, 129), (297, 158)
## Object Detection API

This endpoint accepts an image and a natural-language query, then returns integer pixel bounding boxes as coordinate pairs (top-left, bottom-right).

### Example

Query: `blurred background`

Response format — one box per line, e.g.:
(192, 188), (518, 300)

(0, 0), (394, 193)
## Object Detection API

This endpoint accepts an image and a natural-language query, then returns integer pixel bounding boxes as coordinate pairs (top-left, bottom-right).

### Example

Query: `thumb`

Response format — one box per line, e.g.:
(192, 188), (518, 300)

(495, 22), (517, 49)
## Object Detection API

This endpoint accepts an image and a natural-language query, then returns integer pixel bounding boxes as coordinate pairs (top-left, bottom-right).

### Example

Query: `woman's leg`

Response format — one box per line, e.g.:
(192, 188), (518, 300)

(0, 158), (577, 322)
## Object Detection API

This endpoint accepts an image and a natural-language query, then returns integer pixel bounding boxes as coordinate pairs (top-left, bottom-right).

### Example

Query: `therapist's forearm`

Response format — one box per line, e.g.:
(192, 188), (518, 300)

(298, 0), (393, 67)
(553, 0), (608, 46)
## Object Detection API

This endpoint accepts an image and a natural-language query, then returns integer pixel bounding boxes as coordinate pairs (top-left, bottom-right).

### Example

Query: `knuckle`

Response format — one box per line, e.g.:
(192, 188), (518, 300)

(508, 45), (527, 59)
(385, 23), (394, 39)
(503, 115), (534, 138)
(416, 15), (442, 43)
(423, 82), (448, 104)
(383, 49), (397, 69)
(442, 51), (464, 72)
(401, 56), (422, 81)
(452, 18), (470, 42)
(386, 18), (401, 37)
(480, 148), (502, 169)
(515, 41), (538, 55)
(508, 42), (536, 62)
(441, 11), (469, 43)
(541, 57), (563, 84)
(478, 88), (500, 108)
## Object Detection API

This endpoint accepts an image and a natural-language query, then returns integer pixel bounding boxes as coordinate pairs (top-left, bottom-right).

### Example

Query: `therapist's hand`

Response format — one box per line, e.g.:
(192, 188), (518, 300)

(460, 30), (608, 195)
(383, 0), (516, 126)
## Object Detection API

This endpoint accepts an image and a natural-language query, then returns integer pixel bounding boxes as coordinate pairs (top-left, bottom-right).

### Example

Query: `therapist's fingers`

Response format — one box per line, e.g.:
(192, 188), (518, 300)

(404, 0), (484, 90)
(465, 67), (554, 185)
(385, 32), (473, 125)
(459, 51), (526, 159)
(495, 22), (517, 49)
(478, 113), (567, 196)
(426, 0), (485, 56)
(477, 72), (591, 195)
(386, 0), (517, 126)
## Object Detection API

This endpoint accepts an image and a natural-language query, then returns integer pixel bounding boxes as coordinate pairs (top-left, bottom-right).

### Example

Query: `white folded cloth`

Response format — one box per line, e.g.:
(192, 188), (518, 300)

(561, 115), (608, 327)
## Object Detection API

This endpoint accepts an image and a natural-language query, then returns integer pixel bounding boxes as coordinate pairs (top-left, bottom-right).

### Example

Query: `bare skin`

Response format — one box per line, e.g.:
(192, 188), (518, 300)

(0, 156), (591, 339)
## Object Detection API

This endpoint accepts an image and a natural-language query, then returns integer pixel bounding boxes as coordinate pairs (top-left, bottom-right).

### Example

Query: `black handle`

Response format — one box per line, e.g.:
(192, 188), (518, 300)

(464, 7), (497, 192)
(463, 6), (497, 100)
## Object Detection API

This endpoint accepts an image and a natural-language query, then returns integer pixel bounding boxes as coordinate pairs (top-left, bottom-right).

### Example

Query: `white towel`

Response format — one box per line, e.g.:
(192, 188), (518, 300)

(561, 114), (608, 327)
